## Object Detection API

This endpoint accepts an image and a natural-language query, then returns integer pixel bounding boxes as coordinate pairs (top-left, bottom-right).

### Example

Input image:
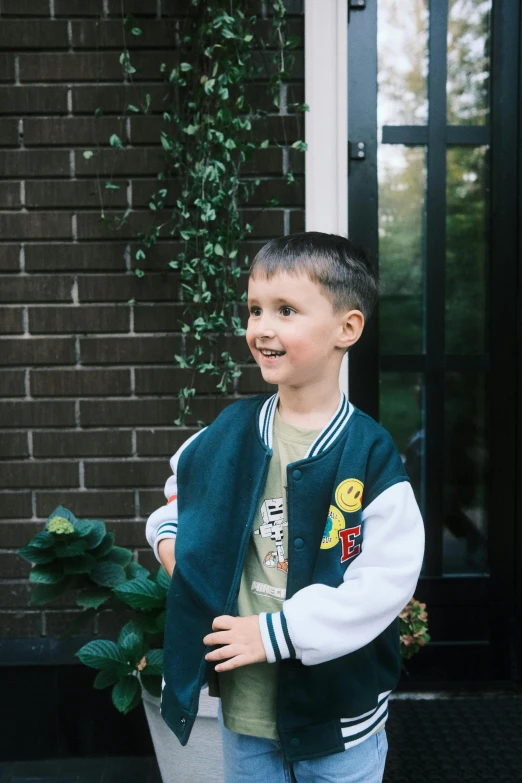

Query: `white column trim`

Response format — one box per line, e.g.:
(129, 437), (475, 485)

(304, 0), (349, 395)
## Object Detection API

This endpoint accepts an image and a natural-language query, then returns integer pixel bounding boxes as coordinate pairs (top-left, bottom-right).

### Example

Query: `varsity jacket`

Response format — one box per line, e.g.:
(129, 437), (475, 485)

(145, 392), (425, 762)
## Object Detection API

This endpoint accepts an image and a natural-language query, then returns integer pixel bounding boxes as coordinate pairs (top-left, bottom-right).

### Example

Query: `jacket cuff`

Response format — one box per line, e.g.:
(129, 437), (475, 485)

(153, 523), (177, 563)
(258, 611), (297, 663)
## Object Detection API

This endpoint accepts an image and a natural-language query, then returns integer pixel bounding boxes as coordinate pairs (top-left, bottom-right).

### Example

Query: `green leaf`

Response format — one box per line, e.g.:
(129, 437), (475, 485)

(126, 104), (140, 113)
(140, 674), (162, 698)
(93, 669), (119, 690)
(29, 580), (71, 606)
(291, 140), (308, 152)
(90, 561), (127, 588)
(17, 544), (55, 565)
(30, 562), (65, 584)
(30, 531), (55, 549)
(113, 576), (166, 611)
(63, 554), (97, 575)
(91, 531), (115, 558)
(112, 676), (142, 714)
(118, 621), (145, 649)
(155, 566), (171, 591)
(48, 506), (77, 527)
(109, 134), (123, 149)
(104, 182), (120, 191)
(135, 249), (146, 261)
(126, 561), (150, 580)
(55, 538), (88, 558)
(103, 546), (133, 567)
(180, 62), (193, 72)
(135, 268), (145, 278)
(121, 632), (144, 662)
(214, 243), (224, 256)
(77, 639), (128, 670)
(83, 520), (106, 550)
(83, 150), (94, 159)
(143, 649), (163, 676)
(76, 587), (111, 610)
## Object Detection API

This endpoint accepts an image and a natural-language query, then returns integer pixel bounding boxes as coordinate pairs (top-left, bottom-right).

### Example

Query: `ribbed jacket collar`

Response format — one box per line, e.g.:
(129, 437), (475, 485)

(258, 391), (354, 457)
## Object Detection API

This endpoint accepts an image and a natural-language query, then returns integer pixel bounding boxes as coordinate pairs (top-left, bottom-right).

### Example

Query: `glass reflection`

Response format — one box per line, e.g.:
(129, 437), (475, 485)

(445, 146), (488, 354)
(443, 373), (488, 575)
(378, 0), (428, 128)
(379, 372), (424, 514)
(378, 145), (426, 355)
(447, 0), (491, 125)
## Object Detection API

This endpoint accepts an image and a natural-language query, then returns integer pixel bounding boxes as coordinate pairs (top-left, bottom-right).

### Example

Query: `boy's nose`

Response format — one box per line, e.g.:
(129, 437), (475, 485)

(254, 318), (276, 338)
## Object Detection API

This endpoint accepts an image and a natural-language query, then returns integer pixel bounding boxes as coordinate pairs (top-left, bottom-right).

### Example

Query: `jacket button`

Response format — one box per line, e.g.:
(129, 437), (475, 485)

(292, 469), (302, 480)
(290, 737), (301, 749)
(294, 537), (304, 549)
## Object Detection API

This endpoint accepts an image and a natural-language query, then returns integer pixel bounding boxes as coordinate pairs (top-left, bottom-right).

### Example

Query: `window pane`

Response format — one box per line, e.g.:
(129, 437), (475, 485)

(447, 0), (491, 125)
(377, 0), (429, 127)
(443, 373), (488, 575)
(378, 145), (426, 355)
(379, 372), (424, 515)
(445, 146), (488, 354)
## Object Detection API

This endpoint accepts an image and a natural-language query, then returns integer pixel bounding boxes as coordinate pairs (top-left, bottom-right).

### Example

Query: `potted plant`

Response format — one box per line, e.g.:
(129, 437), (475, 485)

(19, 506), (429, 781)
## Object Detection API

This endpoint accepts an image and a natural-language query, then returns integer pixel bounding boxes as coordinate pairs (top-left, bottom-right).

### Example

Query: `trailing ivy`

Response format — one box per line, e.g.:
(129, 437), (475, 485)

(84, 1), (307, 425)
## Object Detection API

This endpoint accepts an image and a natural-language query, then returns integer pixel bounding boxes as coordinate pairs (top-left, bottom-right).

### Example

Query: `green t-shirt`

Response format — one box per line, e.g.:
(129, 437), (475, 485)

(218, 407), (321, 739)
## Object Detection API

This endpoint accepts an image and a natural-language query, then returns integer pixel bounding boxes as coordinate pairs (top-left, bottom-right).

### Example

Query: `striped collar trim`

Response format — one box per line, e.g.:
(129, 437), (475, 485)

(258, 392), (353, 456)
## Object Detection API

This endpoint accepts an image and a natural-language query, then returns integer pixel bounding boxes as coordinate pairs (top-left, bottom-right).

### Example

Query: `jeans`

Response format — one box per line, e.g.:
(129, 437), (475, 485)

(217, 701), (388, 783)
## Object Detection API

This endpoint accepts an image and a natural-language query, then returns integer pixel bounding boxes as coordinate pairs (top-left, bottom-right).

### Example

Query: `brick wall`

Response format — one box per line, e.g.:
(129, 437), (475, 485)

(0, 0), (304, 640)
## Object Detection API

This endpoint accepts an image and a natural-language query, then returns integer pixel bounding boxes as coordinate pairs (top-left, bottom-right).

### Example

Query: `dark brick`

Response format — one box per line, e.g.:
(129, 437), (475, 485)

(135, 548), (157, 572)
(0, 86), (68, 115)
(25, 243), (126, 272)
(0, 552), (31, 579)
(183, 396), (233, 426)
(0, 338), (75, 366)
(1, 0), (51, 14)
(0, 582), (33, 609)
(0, 493), (32, 518)
(289, 146), (305, 174)
(76, 147), (163, 177)
(136, 428), (196, 456)
(0, 521), (42, 546)
(85, 459), (164, 488)
(251, 115), (302, 143)
(241, 209), (285, 238)
(236, 366), (273, 394)
(0, 182), (21, 209)
(0, 401), (75, 428)
(33, 430), (133, 458)
(45, 609), (96, 637)
(0, 611), (41, 637)
(55, 0), (105, 15)
(134, 303), (184, 332)
(134, 367), (217, 395)
(0, 432), (29, 458)
(75, 210), (164, 241)
(0, 245), (20, 272)
(0, 307), (24, 334)
(0, 21), (69, 49)
(107, 0), (160, 15)
(0, 55), (15, 82)
(129, 117), (169, 145)
(290, 209), (305, 233)
(70, 20), (174, 49)
(0, 370), (25, 397)
(0, 151), (70, 178)
(80, 335), (180, 364)
(0, 461), (78, 489)
(0, 213), (71, 241)
(77, 273), (179, 302)
(19, 52), (122, 83)
(247, 177), (304, 207)
(0, 276), (73, 303)
(25, 181), (127, 210)
(29, 305), (129, 334)
(31, 368), (131, 397)
(105, 520), (149, 546)
(0, 119), (20, 146)
(138, 489), (166, 518)
(36, 490), (135, 519)
(72, 84), (167, 114)
(131, 178), (179, 209)
(242, 148), (283, 175)
(24, 116), (127, 147)
(80, 399), (178, 427)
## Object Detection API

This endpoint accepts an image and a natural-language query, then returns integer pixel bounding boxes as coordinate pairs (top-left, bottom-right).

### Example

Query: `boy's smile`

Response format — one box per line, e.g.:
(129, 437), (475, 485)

(246, 271), (363, 391)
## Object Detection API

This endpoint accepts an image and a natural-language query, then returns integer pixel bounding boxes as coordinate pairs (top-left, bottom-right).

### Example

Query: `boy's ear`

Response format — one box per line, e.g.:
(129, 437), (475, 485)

(337, 309), (365, 351)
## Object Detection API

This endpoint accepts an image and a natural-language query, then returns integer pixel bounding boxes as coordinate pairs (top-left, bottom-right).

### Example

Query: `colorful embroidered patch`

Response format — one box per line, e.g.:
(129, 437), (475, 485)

(320, 505), (346, 549)
(335, 478), (364, 513)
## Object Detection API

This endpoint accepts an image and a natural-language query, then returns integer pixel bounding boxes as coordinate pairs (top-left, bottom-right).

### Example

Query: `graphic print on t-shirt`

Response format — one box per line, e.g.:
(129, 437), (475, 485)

(254, 496), (288, 574)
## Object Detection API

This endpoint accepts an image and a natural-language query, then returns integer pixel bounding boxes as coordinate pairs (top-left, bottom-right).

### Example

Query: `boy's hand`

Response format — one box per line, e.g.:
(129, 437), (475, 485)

(203, 615), (267, 672)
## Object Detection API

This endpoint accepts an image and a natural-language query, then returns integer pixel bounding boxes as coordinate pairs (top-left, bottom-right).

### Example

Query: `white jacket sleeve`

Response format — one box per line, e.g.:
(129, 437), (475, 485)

(145, 428), (205, 563)
(259, 480), (425, 665)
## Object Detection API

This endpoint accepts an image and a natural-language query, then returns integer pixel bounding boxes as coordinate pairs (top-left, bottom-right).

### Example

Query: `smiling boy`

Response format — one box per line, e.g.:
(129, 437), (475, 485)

(146, 232), (425, 783)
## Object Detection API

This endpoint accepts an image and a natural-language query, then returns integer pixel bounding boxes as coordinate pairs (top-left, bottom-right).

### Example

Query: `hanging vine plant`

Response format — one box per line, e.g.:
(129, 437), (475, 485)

(84, 0), (307, 425)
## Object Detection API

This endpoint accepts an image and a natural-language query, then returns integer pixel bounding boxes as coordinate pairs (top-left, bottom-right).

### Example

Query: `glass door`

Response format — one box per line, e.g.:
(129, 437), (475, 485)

(347, 0), (520, 685)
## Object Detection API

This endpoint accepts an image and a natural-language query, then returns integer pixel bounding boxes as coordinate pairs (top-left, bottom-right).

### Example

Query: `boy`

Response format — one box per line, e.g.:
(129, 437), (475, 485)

(146, 232), (425, 783)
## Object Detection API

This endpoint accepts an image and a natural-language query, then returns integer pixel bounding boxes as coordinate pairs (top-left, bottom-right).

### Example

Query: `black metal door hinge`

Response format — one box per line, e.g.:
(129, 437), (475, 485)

(349, 141), (366, 160)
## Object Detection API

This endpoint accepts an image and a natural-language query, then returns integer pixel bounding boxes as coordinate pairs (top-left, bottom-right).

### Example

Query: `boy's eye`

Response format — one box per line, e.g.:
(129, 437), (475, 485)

(281, 306), (294, 316)
(249, 306), (261, 316)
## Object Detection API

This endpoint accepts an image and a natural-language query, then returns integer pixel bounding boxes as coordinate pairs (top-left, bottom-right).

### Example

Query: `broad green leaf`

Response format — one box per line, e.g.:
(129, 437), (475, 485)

(55, 538), (88, 558)
(17, 544), (55, 565)
(76, 639), (128, 670)
(93, 669), (119, 690)
(30, 562), (65, 584)
(29, 579), (71, 606)
(83, 520), (106, 550)
(91, 532), (115, 559)
(83, 151), (94, 159)
(63, 554), (97, 575)
(155, 566), (171, 591)
(112, 676), (142, 714)
(143, 649), (163, 676)
(121, 632), (144, 662)
(90, 561), (127, 588)
(47, 505), (77, 527)
(103, 546), (133, 567)
(76, 587), (111, 610)
(113, 576), (166, 611)
(126, 561), (150, 580)
(30, 531), (55, 549)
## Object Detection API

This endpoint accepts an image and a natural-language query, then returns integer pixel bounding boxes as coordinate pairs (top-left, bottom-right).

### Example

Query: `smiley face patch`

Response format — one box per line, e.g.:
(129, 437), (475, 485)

(335, 479), (364, 513)
(320, 505), (346, 549)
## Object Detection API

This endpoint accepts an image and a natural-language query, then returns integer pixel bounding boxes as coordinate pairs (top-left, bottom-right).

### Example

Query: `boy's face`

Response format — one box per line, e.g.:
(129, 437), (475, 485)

(246, 271), (363, 390)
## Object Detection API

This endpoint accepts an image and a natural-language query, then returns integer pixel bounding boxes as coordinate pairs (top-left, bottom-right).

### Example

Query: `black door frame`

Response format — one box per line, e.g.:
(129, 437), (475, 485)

(347, 0), (520, 688)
